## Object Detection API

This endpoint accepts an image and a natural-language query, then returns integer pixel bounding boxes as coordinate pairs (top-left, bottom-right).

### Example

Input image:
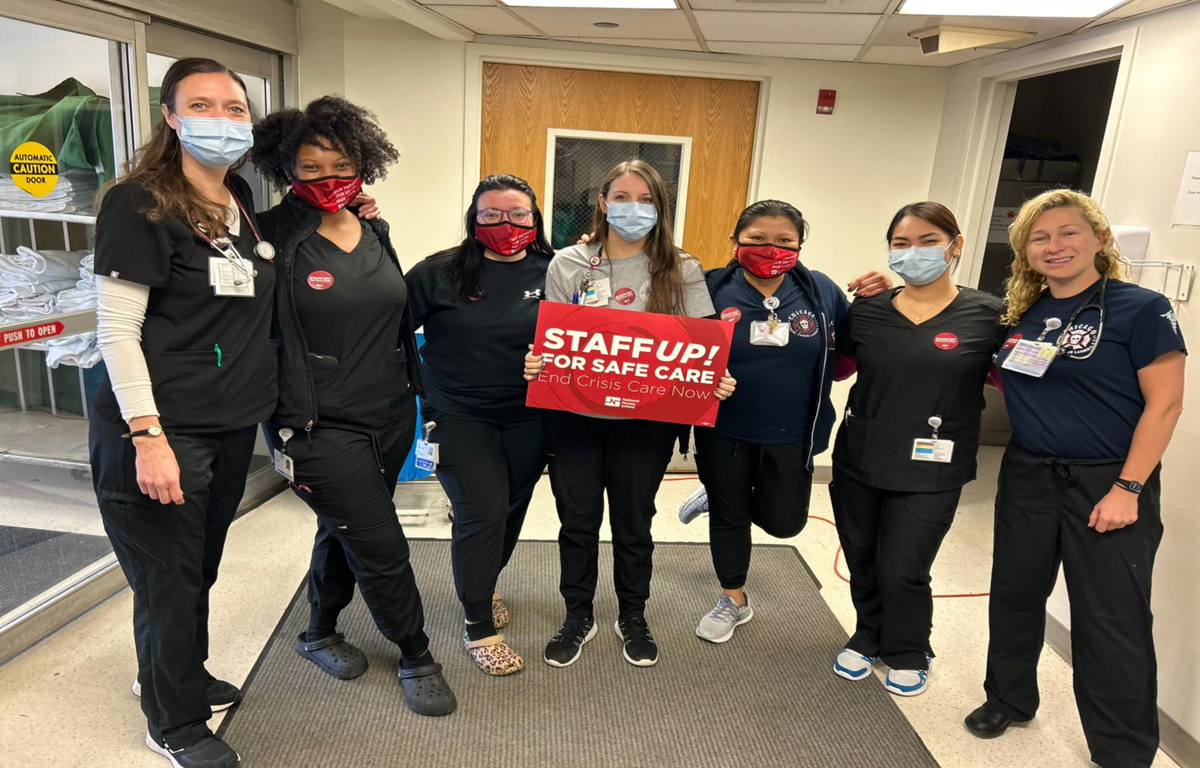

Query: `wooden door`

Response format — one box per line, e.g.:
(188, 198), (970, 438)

(480, 63), (760, 269)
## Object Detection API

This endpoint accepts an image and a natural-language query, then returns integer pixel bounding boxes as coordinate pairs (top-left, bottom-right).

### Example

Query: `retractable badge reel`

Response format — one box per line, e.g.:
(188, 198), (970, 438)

(912, 416), (954, 463)
(415, 421), (439, 472)
(750, 296), (789, 347)
(273, 427), (295, 481)
(576, 254), (611, 306)
(1001, 318), (1062, 378)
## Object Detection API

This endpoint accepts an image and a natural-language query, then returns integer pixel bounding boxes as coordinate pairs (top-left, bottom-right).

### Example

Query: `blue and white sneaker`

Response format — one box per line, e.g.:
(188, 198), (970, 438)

(885, 656), (933, 697)
(833, 648), (877, 681)
(678, 485), (709, 524)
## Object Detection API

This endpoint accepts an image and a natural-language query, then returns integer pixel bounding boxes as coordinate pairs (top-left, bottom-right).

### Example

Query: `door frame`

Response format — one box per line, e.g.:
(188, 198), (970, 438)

(952, 27), (1138, 288)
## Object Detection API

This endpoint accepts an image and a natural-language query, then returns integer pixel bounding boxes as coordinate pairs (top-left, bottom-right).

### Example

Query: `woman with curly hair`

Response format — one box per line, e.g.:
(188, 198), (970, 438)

(965, 190), (1185, 768)
(249, 96), (456, 717)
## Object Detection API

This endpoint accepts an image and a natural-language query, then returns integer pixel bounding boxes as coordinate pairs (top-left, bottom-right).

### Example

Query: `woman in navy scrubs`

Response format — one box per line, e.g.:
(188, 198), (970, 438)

(251, 97), (455, 717)
(966, 190), (1185, 768)
(90, 58), (272, 768)
(829, 202), (1007, 697)
(683, 200), (889, 644)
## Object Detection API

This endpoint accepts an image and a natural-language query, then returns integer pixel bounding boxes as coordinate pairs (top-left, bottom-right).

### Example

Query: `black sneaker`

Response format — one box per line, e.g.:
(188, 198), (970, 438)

(132, 674), (243, 713)
(543, 617), (597, 667)
(145, 732), (240, 767)
(614, 616), (658, 667)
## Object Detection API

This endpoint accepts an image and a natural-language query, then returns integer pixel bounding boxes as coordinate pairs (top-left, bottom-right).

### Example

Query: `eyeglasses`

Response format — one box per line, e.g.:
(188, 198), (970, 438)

(477, 207), (534, 225)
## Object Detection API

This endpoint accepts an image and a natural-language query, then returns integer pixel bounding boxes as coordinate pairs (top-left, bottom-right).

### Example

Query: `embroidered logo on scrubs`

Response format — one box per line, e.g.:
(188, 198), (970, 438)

(1162, 310), (1179, 335)
(720, 307), (742, 323)
(524, 289), (542, 300)
(638, 280), (652, 301)
(933, 332), (959, 350)
(615, 287), (637, 305)
(1002, 333), (1023, 350)
(1059, 323), (1098, 358)
(788, 310), (819, 338)
(307, 270), (334, 291)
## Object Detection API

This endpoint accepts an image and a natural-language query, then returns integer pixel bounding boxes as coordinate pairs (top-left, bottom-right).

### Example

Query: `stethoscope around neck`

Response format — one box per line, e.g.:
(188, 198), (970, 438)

(1036, 276), (1107, 360)
(191, 185), (276, 286)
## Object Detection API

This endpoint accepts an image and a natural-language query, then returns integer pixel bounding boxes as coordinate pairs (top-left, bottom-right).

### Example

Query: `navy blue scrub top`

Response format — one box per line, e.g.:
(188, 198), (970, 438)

(710, 268), (829, 444)
(997, 278), (1186, 460)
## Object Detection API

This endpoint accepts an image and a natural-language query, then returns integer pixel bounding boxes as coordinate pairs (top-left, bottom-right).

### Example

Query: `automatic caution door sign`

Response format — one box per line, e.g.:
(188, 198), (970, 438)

(10, 142), (59, 197)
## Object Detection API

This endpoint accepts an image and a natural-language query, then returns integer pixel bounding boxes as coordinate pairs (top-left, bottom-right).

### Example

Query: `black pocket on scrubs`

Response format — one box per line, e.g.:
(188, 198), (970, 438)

(308, 352), (343, 417)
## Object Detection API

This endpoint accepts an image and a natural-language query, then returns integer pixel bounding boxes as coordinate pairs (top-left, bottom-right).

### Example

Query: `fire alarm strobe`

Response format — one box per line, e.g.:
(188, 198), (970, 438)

(817, 89), (836, 115)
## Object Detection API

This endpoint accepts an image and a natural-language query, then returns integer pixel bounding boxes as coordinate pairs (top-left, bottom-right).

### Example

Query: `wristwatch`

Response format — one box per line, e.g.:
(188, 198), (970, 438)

(123, 425), (164, 439)
(1114, 478), (1144, 494)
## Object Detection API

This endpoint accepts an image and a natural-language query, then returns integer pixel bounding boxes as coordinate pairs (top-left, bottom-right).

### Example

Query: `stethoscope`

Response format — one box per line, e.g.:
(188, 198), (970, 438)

(1037, 276), (1107, 360)
(191, 186), (276, 286)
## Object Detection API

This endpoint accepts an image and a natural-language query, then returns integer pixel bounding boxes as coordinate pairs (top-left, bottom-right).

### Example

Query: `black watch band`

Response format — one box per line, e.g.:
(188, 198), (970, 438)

(1114, 478), (1143, 494)
(123, 425), (164, 439)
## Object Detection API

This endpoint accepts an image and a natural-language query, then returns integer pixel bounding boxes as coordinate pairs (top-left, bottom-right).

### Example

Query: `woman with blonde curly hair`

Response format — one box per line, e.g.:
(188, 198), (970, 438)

(964, 190), (1186, 768)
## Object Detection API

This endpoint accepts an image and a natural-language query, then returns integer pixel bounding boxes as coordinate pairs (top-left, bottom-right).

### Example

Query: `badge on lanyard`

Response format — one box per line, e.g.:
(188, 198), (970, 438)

(1001, 318), (1062, 378)
(208, 251), (255, 297)
(415, 421), (439, 472)
(911, 416), (954, 463)
(273, 427), (295, 481)
(750, 296), (789, 347)
(575, 253), (612, 306)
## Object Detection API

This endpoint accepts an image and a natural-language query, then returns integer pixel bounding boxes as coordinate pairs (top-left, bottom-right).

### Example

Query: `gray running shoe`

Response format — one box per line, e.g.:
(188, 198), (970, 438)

(678, 485), (709, 524)
(696, 594), (754, 643)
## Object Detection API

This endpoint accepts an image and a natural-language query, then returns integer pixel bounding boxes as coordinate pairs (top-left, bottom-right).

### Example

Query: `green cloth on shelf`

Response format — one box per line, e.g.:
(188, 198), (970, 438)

(0, 78), (115, 182)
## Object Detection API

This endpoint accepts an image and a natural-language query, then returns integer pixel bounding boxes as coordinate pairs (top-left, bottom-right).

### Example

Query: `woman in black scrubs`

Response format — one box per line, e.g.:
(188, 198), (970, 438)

(249, 97), (455, 716)
(687, 200), (889, 645)
(966, 190), (1185, 768)
(829, 202), (1007, 697)
(91, 58), (273, 768)
(406, 174), (554, 676)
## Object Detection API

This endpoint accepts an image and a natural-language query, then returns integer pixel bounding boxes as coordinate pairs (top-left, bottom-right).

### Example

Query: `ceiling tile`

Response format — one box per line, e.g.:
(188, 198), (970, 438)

(1084, 0), (1197, 26)
(859, 44), (1004, 66)
(693, 10), (879, 42)
(411, 0), (494, 6)
(708, 41), (861, 59)
(510, 8), (697, 38)
(425, 6), (539, 33)
(556, 37), (706, 50)
(687, 0), (891, 12)
(872, 13), (1083, 48)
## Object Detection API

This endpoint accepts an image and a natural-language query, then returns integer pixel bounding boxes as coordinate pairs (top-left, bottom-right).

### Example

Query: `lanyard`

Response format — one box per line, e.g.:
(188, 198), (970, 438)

(191, 185), (276, 262)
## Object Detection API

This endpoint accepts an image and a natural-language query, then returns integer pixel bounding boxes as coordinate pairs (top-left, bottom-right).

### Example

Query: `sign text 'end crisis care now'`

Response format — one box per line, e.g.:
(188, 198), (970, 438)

(526, 303), (733, 426)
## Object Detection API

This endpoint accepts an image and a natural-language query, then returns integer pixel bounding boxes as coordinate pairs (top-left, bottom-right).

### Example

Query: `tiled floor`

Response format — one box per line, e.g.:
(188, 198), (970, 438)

(0, 447), (1181, 767)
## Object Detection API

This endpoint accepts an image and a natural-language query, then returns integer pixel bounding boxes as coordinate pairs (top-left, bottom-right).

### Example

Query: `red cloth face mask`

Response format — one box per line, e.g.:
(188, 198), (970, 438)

(291, 175), (363, 213)
(475, 222), (538, 256)
(736, 243), (800, 278)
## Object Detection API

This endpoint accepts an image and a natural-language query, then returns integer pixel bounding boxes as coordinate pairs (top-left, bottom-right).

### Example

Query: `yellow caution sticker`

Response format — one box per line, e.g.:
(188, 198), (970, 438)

(9, 142), (60, 197)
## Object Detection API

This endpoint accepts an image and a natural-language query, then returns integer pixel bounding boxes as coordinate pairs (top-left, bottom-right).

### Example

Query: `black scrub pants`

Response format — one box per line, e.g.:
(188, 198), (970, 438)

(276, 405), (429, 659)
(91, 417), (257, 750)
(546, 411), (678, 620)
(425, 406), (546, 624)
(829, 465), (962, 671)
(694, 429), (812, 590)
(984, 443), (1163, 768)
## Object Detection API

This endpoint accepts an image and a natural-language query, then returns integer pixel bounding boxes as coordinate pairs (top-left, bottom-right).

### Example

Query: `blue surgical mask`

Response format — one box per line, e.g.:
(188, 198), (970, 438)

(606, 201), (658, 241)
(175, 116), (254, 169)
(888, 244), (953, 286)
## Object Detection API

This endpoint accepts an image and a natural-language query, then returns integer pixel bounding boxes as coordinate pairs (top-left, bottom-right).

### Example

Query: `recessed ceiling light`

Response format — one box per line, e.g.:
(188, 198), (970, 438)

(898, 0), (1124, 18)
(504, 0), (676, 8)
(594, 21), (620, 27)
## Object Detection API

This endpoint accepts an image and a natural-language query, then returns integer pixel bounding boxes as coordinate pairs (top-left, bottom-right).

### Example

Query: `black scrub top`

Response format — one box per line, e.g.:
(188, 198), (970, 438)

(710, 269), (828, 444)
(997, 278), (1186, 461)
(406, 251), (550, 418)
(832, 287), (1006, 492)
(92, 177), (278, 433)
(293, 222), (409, 428)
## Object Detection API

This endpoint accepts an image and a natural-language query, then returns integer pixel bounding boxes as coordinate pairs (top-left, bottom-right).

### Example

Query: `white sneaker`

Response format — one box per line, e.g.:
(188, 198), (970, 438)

(833, 648), (878, 681)
(885, 656), (932, 697)
(695, 594), (754, 643)
(678, 485), (709, 524)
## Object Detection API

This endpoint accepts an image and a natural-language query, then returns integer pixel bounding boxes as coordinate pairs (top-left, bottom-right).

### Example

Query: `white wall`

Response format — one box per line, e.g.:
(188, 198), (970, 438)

(930, 2), (1200, 741)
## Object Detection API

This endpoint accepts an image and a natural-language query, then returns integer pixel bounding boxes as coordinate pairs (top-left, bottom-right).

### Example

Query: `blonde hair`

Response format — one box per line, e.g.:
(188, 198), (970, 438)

(1001, 189), (1126, 326)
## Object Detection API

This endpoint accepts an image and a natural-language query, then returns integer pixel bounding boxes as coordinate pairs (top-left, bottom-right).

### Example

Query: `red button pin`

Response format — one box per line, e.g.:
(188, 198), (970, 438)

(934, 332), (959, 350)
(307, 271), (333, 290)
(720, 307), (742, 323)
(1002, 333), (1022, 350)
(614, 287), (636, 305)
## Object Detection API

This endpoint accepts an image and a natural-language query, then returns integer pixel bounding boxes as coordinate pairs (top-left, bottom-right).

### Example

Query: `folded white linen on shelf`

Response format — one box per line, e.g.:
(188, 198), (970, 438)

(0, 246), (88, 287)
(44, 331), (101, 369)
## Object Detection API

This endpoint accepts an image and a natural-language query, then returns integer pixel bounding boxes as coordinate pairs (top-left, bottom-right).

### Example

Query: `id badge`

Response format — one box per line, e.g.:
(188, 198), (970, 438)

(1001, 339), (1058, 378)
(209, 257), (255, 298)
(415, 439), (439, 472)
(749, 320), (789, 347)
(584, 278), (612, 306)
(273, 449), (295, 481)
(912, 438), (954, 463)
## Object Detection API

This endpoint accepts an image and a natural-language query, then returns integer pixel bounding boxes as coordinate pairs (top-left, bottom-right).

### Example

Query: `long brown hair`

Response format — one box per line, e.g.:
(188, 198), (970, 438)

(590, 159), (691, 315)
(111, 58), (250, 237)
(1002, 189), (1125, 326)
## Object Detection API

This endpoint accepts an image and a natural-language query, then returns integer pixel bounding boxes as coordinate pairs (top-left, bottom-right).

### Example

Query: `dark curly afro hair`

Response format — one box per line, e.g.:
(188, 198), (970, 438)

(250, 95), (399, 190)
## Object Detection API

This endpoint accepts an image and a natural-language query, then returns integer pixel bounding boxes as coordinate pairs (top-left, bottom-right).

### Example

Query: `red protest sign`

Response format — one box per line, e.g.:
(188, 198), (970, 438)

(526, 302), (734, 426)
